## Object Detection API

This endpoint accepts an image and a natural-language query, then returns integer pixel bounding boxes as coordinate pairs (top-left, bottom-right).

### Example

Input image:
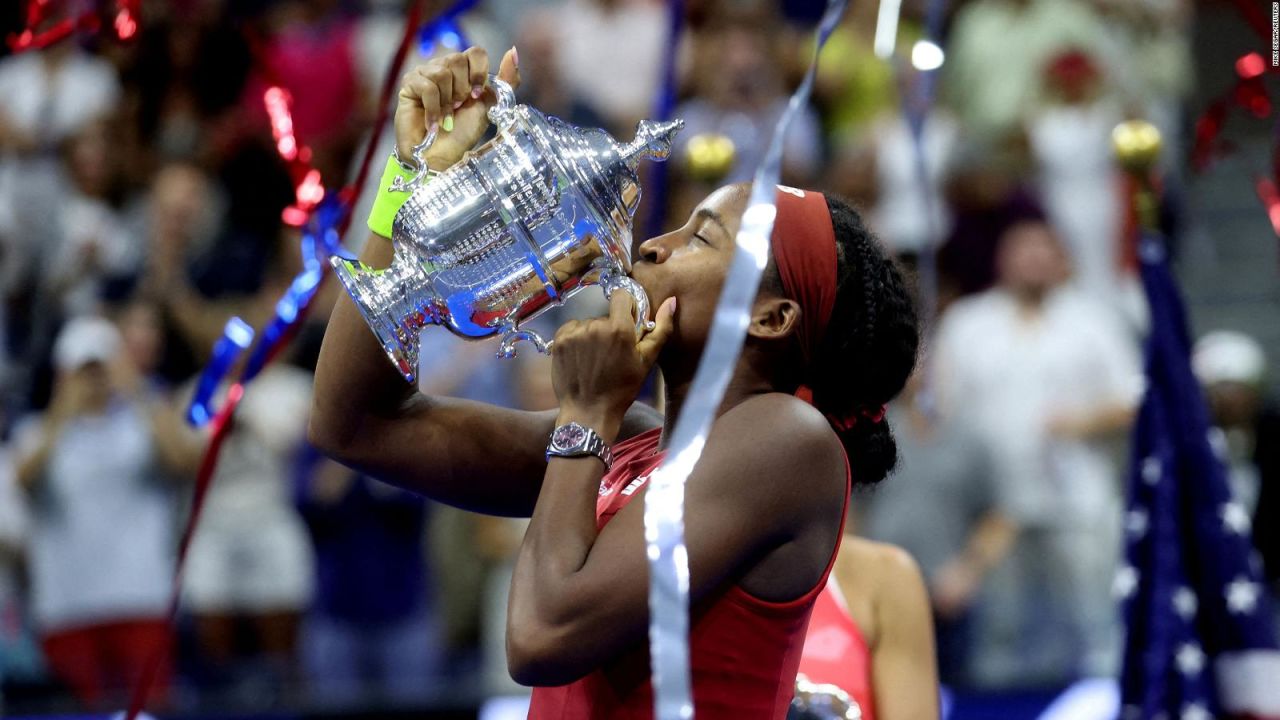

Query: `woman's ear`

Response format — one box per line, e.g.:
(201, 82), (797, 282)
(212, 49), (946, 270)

(747, 297), (800, 342)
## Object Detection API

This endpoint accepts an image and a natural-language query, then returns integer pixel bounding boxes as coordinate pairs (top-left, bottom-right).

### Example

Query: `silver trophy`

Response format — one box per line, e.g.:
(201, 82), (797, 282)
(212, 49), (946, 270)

(788, 674), (864, 720)
(333, 75), (682, 381)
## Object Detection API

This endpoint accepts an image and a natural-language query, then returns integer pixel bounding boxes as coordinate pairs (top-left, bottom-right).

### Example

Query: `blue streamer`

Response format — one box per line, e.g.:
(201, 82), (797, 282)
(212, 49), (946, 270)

(186, 317), (255, 427)
(642, 0), (848, 717)
(240, 192), (352, 384)
(185, 192), (352, 426)
(417, 0), (478, 56)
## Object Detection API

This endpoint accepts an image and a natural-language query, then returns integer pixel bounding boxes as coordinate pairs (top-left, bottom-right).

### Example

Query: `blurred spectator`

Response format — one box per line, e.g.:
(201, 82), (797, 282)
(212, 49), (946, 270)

(809, 1), (913, 138)
(44, 120), (134, 317)
(943, 0), (1109, 142)
(245, 0), (359, 184)
(296, 448), (437, 705)
(178, 362), (315, 696)
(935, 140), (1043, 302)
(0, 409), (42, 707)
(138, 162), (222, 300)
(1085, 0), (1192, 152)
(674, 2), (822, 186)
(1026, 49), (1139, 318)
(1191, 331), (1280, 601)
(549, 0), (667, 135)
(0, 30), (121, 294)
(511, 10), (608, 131)
(119, 3), (253, 176)
(931, 220), (1142, 687)
(860, 367), (1016, 688)
(12, 315), (191, 708)
(844, 59), (958, 256)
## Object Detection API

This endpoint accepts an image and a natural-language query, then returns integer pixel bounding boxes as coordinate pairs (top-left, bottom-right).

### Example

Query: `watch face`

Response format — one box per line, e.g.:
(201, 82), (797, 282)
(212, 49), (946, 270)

(552, 423), (587, 450)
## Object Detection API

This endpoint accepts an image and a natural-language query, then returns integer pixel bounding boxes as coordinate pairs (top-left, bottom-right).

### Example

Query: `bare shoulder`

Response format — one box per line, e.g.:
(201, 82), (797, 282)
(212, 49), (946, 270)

(839, 538), (925, 586)
(834, 538), (930, 643)
(708, 393), (846, 492)
(716, 393), (842, 452)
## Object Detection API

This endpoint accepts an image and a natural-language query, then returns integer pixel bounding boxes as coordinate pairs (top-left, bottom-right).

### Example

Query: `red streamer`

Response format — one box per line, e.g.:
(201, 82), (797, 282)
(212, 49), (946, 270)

(1191, 53), (1276, 173)
(1256, 177), (1280, 236)
(121, 6), (427, 718)
(7, 0), (139, 52)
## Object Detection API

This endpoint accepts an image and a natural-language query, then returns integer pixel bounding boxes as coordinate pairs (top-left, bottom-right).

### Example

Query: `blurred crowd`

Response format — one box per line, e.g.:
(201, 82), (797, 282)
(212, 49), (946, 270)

(0, 0), (1275, 714)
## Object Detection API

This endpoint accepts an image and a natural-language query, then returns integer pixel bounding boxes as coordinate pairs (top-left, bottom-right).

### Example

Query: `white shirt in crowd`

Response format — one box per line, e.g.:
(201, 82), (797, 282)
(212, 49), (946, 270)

(931, 286), (1144, 527)
(552, 0), (667, 130)
(14, 400), (174, 632)
(182, 365), (315, 613)
(869, 112), (958, 254)
(0, 49), (122, 286)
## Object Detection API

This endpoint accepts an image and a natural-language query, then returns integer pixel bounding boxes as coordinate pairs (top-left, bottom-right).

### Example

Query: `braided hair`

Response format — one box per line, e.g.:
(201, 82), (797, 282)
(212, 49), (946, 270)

(767, 195), (919, 486)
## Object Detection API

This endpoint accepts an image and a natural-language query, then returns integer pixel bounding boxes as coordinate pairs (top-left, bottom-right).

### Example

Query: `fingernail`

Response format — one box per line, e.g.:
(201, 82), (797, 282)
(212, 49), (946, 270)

(668, 297), (677, 315)
(511, 46), (519, 68)
(453, 99), (463, 110)
(471, 85), (483, 99)
(442, 115), (454, 133)
(427, 121), (439, 136)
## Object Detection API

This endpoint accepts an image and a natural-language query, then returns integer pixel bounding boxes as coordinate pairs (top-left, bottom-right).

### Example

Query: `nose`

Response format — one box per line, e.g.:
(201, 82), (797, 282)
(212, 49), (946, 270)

(637, 230), (681, 264)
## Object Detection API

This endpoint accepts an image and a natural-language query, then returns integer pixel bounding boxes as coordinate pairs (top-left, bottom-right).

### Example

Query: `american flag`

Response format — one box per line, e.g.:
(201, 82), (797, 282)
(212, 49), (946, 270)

(1118, 231), (1280, 720)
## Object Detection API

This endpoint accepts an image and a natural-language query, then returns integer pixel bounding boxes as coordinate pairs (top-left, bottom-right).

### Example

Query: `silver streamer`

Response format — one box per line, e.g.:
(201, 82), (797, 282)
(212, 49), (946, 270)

(641, 0), (850, 716)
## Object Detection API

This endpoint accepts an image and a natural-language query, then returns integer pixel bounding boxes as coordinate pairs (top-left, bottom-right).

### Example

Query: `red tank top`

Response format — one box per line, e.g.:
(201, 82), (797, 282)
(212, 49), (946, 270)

(797, 579), (876, 720)
(528, 426), (852, 719)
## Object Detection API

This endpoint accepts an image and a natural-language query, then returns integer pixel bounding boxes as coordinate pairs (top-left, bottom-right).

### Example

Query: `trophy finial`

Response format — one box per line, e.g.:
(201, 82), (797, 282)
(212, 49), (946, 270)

(1112, 120), (1162, 175)
(1112, 119), (1163, 232)
(621, 118), (685, 168)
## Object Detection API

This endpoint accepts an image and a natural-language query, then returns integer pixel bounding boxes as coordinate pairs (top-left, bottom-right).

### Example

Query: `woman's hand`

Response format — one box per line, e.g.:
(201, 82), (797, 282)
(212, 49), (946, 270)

(394, 46), (520, 172)
(551, 293), (677, 438)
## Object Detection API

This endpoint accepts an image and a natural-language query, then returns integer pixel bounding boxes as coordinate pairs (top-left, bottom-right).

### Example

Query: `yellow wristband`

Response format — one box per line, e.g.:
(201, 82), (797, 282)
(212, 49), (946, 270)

(367, 154), (419, 239)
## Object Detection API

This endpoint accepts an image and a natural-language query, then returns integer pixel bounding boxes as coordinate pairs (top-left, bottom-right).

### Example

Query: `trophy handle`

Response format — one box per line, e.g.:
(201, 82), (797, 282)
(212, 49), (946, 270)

(391, 73), (518, 194)
(497, 322), (552, 359)
(487, 75), (518, 129)
(599, 270), (656, 337)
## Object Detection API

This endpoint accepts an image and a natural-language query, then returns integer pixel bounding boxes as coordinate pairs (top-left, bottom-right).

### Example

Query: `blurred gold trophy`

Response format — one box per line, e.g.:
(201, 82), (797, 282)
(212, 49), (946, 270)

(683, 132), (737, 184)
(1112, 119), (1163, 230)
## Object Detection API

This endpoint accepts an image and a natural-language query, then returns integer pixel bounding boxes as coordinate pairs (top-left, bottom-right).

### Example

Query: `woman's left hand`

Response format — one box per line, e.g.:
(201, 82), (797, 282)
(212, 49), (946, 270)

(551, 293), (676, 435)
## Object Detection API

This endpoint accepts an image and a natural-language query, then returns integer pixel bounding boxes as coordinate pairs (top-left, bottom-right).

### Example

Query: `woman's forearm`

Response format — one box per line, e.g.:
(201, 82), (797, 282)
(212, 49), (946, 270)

(309, 234), (416, 454)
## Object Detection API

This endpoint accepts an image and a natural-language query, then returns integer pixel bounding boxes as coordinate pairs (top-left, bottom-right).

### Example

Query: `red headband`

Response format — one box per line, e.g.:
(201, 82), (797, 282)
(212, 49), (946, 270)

(771, 186), (838, 367)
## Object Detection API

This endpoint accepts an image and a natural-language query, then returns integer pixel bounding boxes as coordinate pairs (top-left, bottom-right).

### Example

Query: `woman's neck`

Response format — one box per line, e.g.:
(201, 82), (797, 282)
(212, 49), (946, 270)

(657, 363), (776, 450)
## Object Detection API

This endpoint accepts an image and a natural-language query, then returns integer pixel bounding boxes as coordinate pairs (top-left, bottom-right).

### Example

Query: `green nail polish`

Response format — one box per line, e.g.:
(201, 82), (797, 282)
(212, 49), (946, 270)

(442, 116), (454, 133)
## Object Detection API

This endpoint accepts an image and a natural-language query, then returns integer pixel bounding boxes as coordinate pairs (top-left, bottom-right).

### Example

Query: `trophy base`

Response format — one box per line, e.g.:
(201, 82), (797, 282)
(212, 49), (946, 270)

(330, 255), (432, 383)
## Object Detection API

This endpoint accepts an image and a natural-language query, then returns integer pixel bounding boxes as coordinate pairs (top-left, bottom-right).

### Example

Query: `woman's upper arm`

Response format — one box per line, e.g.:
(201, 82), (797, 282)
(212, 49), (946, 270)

(871, 547), (941, 720)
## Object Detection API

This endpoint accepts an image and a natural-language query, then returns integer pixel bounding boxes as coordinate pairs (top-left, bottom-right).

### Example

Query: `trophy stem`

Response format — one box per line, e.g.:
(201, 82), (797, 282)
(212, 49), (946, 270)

(330, 253), (437, 382)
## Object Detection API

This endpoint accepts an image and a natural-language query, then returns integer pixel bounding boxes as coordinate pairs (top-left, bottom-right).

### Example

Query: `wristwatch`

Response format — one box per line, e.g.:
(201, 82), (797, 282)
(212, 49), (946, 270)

(546, 422), (614, 470)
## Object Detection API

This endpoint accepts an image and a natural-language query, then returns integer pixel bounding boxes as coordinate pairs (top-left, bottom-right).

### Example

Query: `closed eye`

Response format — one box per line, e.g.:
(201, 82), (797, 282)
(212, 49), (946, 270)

(693, 232), (711, 245)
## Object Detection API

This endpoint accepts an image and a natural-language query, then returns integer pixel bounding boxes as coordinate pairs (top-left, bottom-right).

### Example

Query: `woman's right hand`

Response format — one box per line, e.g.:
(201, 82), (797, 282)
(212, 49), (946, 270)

(395, 46), (520, 172)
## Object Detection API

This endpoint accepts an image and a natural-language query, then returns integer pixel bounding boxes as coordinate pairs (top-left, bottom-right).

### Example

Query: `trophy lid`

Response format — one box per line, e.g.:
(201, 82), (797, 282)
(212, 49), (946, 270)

(619, 119), (684, 168)
(530, 112), (683, 223)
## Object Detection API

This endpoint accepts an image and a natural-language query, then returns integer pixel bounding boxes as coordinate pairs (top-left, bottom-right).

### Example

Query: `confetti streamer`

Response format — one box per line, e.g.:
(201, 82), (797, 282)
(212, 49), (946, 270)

(7, 0), (139, 52)
(124, 7), (423, 718)
(417, 0), (478, 55)
(642, 0), (847, 716)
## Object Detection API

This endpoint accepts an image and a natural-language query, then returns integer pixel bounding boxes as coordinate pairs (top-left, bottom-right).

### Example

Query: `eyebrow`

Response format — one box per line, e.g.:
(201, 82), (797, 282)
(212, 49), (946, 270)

(695, 207), (730, 236)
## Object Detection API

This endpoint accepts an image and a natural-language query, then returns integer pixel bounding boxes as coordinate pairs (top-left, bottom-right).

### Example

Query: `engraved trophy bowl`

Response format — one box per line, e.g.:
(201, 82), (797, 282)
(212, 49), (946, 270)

(332, 75), (683, 382)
